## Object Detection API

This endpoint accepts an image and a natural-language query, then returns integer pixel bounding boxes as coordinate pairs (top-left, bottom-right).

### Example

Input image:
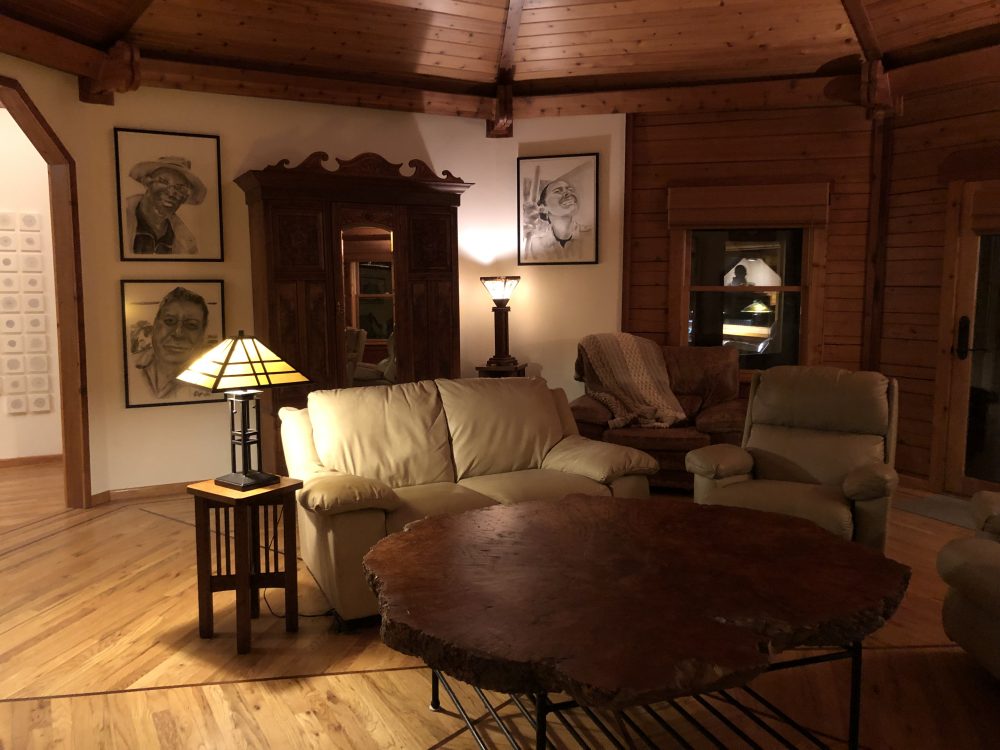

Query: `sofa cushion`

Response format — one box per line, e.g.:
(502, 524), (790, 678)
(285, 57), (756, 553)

(702, 479), (854, 540)
(388, 483), (496, 534)
(308, 381), (455, 488)
(747, 424), (885, 487)
(437, 377), (564, 480)
(459, 469), (610, 506)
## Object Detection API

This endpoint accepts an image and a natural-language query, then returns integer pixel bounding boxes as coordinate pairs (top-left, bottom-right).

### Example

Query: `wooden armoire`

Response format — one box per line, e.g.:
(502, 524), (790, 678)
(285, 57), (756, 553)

(235, 152), (472, 467)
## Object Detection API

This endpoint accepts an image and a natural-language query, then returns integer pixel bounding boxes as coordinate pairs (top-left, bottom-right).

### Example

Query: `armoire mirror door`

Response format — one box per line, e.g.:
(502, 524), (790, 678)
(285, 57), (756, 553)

(338, 212), (401, 387)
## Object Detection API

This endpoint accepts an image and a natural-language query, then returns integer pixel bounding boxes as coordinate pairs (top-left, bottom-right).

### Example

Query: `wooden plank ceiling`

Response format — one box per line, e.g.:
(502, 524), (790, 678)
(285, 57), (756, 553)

(0, 0), (997, 113)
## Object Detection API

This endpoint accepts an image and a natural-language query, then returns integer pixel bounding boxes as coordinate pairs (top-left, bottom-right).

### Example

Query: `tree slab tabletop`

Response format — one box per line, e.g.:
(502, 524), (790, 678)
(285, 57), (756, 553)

(364, 496), (910, 709)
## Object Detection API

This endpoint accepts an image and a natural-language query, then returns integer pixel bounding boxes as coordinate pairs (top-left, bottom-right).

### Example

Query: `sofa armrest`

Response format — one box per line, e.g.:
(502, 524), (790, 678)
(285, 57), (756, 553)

(542, 435), (658, 483)
(298, 471), (401, 516)
(685, 444), (754, 479)
(937, 537), (1000, 604)
(842, 463), (899, 502)
(972, 491), (1000, 536)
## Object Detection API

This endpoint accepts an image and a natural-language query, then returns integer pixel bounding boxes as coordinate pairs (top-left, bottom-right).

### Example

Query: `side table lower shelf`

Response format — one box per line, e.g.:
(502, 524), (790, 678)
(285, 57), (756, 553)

(188, 476), (303, 654)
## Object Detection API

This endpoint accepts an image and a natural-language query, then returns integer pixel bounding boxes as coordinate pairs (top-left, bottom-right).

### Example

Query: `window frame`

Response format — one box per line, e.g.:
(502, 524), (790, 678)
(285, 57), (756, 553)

(666, 183), (830, 376)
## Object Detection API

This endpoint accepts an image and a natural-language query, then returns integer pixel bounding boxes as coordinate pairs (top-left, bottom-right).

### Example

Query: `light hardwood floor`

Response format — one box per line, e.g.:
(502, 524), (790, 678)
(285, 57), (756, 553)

(1, 463), (998, 748)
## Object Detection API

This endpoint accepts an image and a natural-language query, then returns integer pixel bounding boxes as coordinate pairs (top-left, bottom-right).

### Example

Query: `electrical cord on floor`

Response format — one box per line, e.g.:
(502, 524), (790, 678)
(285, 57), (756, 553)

(260, 507), (337, 619)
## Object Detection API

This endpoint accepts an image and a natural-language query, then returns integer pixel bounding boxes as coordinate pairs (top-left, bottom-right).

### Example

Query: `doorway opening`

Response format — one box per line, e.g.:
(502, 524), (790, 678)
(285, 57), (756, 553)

(0, 76), (90, 509)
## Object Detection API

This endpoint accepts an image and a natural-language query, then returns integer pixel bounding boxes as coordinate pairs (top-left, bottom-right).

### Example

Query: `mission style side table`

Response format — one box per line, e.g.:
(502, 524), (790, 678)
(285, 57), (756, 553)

(187, 476), (303, 654)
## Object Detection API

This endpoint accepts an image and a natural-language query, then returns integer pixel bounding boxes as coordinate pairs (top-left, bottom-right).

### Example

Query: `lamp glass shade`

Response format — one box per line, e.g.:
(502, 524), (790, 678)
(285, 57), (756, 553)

(176, 331), (309, 392)
(480, 276), (520, 306)
(741, 299), (772, 314)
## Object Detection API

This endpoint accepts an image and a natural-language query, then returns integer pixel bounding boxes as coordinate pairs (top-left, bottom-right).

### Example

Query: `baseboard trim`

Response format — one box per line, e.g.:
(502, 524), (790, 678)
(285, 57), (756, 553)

(0, 454), (62, 468)
(92, 481), (195, 507)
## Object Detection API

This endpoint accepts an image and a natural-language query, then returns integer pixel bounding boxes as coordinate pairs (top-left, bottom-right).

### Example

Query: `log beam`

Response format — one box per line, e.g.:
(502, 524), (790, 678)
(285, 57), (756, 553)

(486, 1), (524, 138)
(0, 14), (103, 79)
(142, 59), (494, 119)
(840, 0), (883, 62)
(79, 41), (141, 105)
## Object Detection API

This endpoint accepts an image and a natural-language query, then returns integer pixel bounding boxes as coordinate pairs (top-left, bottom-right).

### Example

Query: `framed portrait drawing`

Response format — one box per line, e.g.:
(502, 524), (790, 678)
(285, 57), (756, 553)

(120, 280), (225, 408)
(115, 128), (223, 261)
(517, 153), (599, 266)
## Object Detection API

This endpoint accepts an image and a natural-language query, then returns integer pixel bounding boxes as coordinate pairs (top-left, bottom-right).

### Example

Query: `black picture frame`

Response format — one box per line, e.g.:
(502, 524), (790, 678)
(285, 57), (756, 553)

(517, 152), (599, 266)
(115, 128), (224, 261)
(120, 279), (226, 408)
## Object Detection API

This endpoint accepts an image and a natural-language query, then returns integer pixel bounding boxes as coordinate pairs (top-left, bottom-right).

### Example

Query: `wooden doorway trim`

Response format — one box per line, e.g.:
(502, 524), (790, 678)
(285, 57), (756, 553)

(0, 76), (91, 508)
(939, 180), (1000, 496)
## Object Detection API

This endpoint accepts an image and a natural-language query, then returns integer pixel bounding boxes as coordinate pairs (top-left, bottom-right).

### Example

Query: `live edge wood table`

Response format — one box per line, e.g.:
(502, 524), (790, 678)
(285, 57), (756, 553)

(188, 477), (303, 654)
(364, 495), (911, 750)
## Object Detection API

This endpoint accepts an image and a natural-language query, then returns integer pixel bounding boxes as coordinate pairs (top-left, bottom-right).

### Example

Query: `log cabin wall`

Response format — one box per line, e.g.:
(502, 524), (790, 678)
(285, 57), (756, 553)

(880, 51), (1000, 486)
(624, 102), (875, 369)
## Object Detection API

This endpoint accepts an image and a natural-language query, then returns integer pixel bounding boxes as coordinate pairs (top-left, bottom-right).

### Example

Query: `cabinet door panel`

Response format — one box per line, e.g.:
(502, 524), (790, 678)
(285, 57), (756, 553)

(271, 206), (327, 274)
(409, 209), (454, 273)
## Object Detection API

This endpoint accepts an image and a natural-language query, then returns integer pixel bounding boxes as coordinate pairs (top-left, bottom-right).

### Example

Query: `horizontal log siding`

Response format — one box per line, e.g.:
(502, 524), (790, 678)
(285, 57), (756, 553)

(625, 105), (873, 370)
(882, 76), (1000, 481)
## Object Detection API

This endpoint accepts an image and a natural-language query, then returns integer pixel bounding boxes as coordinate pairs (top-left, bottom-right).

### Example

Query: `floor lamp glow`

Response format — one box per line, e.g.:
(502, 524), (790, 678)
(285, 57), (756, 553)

(177, 331), (309, 491)
(481, 275), (520, 367)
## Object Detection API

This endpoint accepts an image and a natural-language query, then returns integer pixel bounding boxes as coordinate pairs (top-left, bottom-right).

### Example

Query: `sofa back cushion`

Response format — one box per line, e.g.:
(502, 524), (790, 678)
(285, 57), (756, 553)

(308, 380), (455, 487)
(747, 424), (886, 486)
(436, 377), (564, 480)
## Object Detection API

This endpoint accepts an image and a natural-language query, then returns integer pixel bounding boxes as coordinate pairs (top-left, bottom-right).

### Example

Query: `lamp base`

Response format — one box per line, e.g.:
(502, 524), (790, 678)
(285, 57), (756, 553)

(215, 470), (281, 492)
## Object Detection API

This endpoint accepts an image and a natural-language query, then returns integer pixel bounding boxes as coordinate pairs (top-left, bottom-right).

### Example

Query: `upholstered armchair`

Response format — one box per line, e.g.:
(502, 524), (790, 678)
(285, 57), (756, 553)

(937, 491), (1000, 678)
(685, 366), (899, 551)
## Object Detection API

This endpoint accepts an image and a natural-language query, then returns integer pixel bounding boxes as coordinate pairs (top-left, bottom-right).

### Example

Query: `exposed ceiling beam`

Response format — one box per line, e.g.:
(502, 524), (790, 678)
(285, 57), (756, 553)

(514, 77), (845, 119)
(890, 44), (1000, 96)
(498, 0), (524, 73)
(142, 59), (494, 120)
(840, 0), (883, 61)
(884, 24), (1000, 69)
(0, 13), (103, 79)
(487, 0), (524, 138)
(98, 0), (156, 47)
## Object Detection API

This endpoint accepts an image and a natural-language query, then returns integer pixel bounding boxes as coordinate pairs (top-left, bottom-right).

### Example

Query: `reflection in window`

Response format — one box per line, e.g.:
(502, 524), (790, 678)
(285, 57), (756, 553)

(354, 261), (394, 340)
(689, 229), (803, 369)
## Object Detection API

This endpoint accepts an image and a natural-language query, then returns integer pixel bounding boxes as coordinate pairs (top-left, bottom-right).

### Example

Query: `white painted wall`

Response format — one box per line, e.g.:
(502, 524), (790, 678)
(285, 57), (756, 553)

(0, 109), (62, 459)
(0, 53), (625, 492)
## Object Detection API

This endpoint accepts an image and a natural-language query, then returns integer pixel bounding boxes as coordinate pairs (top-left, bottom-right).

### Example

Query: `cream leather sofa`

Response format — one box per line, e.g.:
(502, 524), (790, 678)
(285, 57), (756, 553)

(280, 377), (659, 621)
(937, 491), (1000, 678)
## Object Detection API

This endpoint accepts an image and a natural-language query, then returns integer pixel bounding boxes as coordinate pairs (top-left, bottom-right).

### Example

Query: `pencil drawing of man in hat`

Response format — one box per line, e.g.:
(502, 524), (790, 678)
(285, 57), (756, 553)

(124, 155), (206, 255)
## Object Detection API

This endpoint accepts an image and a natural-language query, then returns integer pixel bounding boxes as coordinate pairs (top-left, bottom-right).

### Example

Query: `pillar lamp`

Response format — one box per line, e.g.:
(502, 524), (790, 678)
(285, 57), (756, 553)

(480, 275), (520, 367)
(176, 331), (309, 491)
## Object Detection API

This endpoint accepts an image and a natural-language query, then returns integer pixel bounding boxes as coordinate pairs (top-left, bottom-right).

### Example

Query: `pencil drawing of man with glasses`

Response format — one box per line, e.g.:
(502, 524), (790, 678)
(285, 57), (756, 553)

(124, 156), (205, 255)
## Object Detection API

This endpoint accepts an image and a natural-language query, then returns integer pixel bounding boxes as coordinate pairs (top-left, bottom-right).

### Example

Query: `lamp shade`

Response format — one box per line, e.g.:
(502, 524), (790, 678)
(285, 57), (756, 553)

(741, 299), (772, 314)
(176, 331), (309, 392)
(480, 276), (520, 307)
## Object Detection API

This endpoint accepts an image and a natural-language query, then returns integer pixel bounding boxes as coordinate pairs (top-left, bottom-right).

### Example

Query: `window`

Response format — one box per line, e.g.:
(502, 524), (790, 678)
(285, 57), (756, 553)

(689, 229), (803, 370)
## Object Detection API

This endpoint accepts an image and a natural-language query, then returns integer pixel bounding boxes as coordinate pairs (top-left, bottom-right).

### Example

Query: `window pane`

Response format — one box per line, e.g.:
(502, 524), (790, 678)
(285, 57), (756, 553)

(689, 291), (800, 369)
(359, 298), (394, 340)
(359, 261), (393, 294)
(690, 229), (802, 287)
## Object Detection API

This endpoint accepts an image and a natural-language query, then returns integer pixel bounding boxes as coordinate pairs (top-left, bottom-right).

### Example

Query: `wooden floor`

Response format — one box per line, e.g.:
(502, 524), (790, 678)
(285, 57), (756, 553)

(0, 463), (998, 748)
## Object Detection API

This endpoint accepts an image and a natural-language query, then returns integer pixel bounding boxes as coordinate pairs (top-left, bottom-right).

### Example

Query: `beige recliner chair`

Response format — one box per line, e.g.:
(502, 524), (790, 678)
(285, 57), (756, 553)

(937, 491), (1000, 678)
(685, 366), (899, 551)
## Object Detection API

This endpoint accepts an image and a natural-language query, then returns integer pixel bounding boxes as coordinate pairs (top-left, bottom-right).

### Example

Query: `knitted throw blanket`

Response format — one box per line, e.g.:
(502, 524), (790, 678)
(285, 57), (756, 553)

(578, 333), (686, 429)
